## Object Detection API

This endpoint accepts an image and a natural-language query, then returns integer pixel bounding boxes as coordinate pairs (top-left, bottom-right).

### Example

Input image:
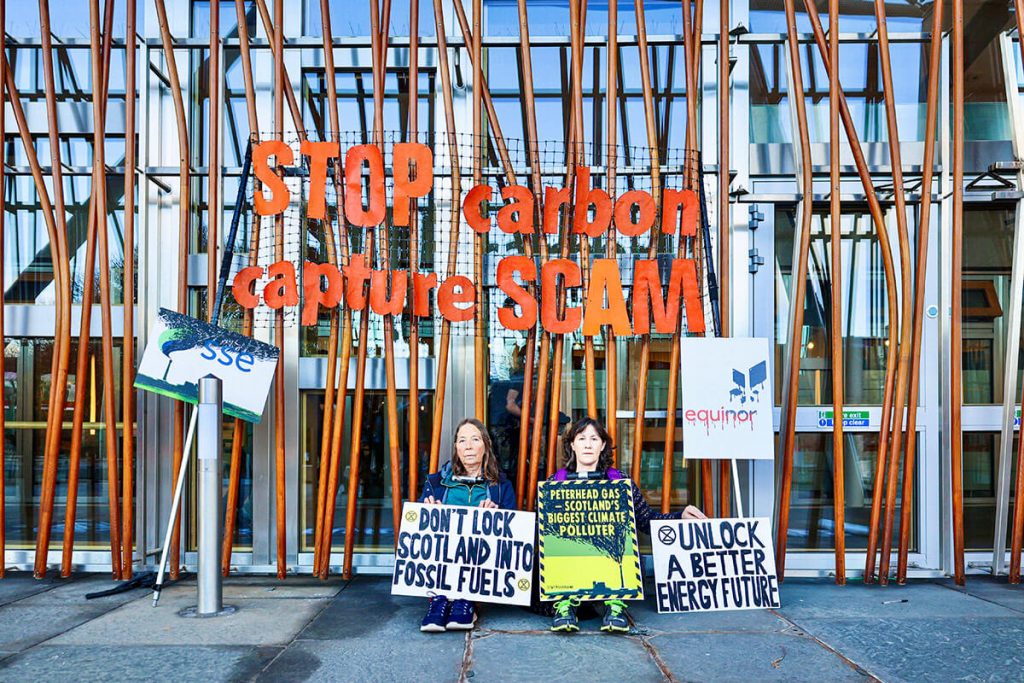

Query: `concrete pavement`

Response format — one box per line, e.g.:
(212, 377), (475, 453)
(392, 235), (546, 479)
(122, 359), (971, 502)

(0, 572), (1021, 682)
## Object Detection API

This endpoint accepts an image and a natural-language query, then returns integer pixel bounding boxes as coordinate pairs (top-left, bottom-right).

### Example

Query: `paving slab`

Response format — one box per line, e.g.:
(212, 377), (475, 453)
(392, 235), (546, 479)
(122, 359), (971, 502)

(468, 631), (665, 683)
(952, 578), (1024, 615)
(627, 596), (790, 634)
(777, 579), (1019, 620)
(0, 603), (113, 652)
(793, 616), (1024, 683)
(0, 644), (280, 683)
(256, 633), (467, 683)
(158, 577), (347, 601)
(12, 575), (147, 609)
(472, 603), (568, 632)
(0, 572), (66, 607)
(48, 590), (327, 647)
(647, 630), (869, 682)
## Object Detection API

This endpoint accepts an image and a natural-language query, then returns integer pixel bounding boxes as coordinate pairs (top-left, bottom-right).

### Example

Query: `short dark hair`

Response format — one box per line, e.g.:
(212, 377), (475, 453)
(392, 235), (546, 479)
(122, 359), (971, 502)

(562, 417), (615, 473)
(451, 417), (501, 483)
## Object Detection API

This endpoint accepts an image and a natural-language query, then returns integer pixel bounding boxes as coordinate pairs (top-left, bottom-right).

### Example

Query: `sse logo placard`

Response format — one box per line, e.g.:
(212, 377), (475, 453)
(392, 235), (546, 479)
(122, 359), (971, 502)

(135, 308), (279, 422)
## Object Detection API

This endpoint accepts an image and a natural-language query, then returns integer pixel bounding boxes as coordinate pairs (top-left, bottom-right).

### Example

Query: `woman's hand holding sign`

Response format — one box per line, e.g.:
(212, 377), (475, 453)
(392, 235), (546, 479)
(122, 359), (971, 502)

(681, 505), (707, 520)
(478, 499), (498, 509)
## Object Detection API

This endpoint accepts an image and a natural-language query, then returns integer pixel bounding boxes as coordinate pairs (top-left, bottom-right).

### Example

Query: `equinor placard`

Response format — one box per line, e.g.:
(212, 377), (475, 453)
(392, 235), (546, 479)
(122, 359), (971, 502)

(680, 337), (774, 460)
(391, 503), (537, 606)
(650, 517), (780, 613)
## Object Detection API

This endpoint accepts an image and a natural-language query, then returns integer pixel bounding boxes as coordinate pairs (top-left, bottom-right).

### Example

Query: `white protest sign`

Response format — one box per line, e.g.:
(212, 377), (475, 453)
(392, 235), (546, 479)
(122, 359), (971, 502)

(680, 337), (774, 460)
(650, 517), (780, 613)
(391, 502), (537, 606)
(135, 308), (279, 422)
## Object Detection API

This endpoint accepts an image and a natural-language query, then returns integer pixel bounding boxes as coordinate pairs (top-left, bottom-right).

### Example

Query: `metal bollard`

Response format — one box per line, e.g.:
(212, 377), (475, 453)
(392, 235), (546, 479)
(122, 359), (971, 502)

(197, 375), (224, 616)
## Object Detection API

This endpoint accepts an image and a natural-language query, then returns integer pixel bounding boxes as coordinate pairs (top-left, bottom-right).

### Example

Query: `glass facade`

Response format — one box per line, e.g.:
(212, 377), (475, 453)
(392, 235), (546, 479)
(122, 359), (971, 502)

(2, 0), (1022, 579)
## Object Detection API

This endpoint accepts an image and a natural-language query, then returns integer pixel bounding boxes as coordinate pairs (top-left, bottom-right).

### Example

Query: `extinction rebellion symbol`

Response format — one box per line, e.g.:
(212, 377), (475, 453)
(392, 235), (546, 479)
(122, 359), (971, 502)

(658, 526), (677, 545)
(405, 510), (418, 523)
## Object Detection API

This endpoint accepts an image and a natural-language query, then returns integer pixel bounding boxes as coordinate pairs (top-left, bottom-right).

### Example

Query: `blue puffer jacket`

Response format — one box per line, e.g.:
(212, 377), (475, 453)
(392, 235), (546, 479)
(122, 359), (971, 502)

(419, 462), (518, 510)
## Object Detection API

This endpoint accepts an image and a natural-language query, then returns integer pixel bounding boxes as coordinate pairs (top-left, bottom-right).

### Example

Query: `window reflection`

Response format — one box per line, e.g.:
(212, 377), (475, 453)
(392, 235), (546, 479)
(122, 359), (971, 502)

(750, 40), (936, 145)
(787, 432), (917, 552)
(962, 207), (1024, 405)
(301, 388), (434, 552)
(775, 207), (897, 406)
(3, 338), (131, 549)
(963, 432), (1021, 551)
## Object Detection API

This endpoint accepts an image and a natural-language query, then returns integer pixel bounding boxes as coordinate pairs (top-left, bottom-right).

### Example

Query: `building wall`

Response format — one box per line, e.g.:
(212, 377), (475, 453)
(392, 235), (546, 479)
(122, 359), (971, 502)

(2, 0), (1022, 578)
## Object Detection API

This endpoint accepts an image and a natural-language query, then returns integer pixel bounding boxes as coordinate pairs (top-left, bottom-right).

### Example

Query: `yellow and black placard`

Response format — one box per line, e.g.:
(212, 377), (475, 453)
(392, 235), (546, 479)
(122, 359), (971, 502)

(537, 479), (644, 602)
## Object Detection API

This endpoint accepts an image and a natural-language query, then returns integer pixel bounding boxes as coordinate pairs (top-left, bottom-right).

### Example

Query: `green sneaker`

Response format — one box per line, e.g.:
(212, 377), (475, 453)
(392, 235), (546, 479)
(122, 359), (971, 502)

(601, 599), (630, 633)
(550, 596), (581, 633)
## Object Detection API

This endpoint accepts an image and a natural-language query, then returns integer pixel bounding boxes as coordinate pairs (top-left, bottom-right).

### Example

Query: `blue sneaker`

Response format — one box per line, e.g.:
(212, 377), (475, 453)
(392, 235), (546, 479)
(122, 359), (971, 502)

(550, 596), (581, 632)
(420, 595), (450, 632)
(601, 599), (630, 633)
(446, 599), (476, 630)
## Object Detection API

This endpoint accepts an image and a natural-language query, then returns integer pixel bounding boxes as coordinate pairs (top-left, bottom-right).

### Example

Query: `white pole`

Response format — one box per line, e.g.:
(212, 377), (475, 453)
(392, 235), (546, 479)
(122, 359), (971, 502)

(152, 406), (198, 606)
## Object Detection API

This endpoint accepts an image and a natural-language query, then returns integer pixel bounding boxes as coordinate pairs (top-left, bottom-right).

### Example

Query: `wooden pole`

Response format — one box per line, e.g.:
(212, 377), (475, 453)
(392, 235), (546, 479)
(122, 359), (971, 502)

(312, 0), (343, 577)
(545, 0), (586, 477)
(426, 0), (462, 474)
(371, 0), (404, 546)
(517, 0), (549, 510)
(448, 0), (536, 504)
(472, 0), (486, 421)
(873, 0), (914, 587)
(272, 0), (288, 579)
(33, 0), (75, 579)
(950, 0), (966, 585)
(3, 64), (74, 571)
(1010, 428), (1024, 582)
(223, 0), (262, 576)
(208, 0), (221, 323)
(579, 0), (597, 422)
(121, 0), (137, 580)
(407, 0), (421, 503)
(1009, 0), (1024, 585)
(796, 0), (899, 583)
(317, 0), (355, 580)
(775, 0), (814, 580)
(827, 0), (845, 584)
(154, 0), (191, 581)
(60, 0), (115, 577)
(631, 0), (663, 484)
(88, 0), (124, 580)
(897, 0), (943, 584)
(605, 0), (619, 453)
(6, 73), (71, 577)
(510, 0), (537, 508)
(716, 0), (732, 517)
(661, 0), (700, 515)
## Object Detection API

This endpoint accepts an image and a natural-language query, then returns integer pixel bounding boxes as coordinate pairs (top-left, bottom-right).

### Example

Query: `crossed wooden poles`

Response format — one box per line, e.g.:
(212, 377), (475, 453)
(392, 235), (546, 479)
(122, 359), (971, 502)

(7, 0), (1023, 588)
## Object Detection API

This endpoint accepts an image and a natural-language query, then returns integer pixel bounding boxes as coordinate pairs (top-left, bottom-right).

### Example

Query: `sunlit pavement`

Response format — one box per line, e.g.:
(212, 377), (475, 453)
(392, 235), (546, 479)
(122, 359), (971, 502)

(0, 572), (1022, 682)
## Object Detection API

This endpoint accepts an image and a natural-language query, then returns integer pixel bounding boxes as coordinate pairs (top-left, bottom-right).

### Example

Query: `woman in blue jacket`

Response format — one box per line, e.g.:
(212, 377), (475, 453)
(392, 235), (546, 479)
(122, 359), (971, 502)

(418, 417), (516, 632)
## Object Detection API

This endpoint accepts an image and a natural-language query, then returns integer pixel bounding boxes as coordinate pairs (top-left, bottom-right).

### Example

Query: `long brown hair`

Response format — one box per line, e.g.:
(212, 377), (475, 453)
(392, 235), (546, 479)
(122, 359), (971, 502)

(450, 417), (500, 483)
(562, 417), (615, 473)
